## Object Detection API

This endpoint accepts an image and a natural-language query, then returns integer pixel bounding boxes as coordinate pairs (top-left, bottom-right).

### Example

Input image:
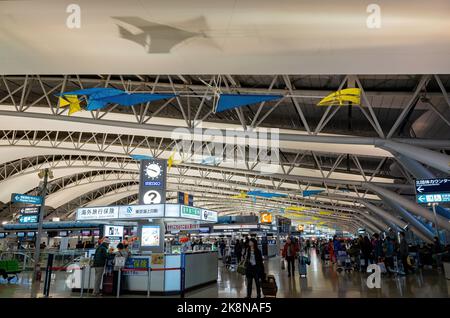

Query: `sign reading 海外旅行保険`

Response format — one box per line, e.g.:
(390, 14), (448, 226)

(11, 193), (42, 205)
(415, 178), (450, 204)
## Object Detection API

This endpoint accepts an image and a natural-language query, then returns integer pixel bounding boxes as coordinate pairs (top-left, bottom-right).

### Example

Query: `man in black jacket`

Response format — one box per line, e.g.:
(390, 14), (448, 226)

(92, 237), (110, 296)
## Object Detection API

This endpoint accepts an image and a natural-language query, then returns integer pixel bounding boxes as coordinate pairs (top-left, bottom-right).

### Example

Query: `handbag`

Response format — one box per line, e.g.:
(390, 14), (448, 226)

(114, 256), (126, 268)
(237, 260), (247, 275)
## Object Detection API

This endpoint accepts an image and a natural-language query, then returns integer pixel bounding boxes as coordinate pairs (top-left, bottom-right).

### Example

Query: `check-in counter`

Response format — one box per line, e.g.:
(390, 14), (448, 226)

(68, 251), (218, 294)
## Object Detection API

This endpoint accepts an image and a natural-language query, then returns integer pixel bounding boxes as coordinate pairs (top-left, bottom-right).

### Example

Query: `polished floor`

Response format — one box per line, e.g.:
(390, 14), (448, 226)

(1, 250), (449, 298)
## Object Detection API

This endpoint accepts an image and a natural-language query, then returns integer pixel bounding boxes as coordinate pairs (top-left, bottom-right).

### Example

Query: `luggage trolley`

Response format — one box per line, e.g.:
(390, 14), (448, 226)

(224, 246), (238, 272)
(336, 250), (352, 273)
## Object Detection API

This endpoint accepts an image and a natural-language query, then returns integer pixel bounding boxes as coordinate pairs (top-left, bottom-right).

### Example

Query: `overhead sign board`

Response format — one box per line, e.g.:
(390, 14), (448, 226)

(19, 207), (40, 215)
(118, 204), (164, 219)
(139, 159), (167, 205)
(19, 214), (39, 224)
(260, 212), (272, 224)
(75, 204), (217, 223)
(76, 206), (119, 220)
(166, 223), (200, 232)
(180, 206), (201, 220)
(201, 209), (218, 222)
(11, 193), (42, 205)
(415, 178), (450, 203)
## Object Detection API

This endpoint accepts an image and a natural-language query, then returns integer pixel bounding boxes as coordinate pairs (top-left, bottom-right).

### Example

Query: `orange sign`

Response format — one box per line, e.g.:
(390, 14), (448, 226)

(260, 213), (272, 224)
(184, 193), (189, 205)
(297, 225), (304, 231)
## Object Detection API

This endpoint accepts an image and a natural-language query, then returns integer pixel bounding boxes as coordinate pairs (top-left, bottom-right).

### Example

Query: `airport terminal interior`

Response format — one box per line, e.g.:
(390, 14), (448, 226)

(0, 1), (449, 300)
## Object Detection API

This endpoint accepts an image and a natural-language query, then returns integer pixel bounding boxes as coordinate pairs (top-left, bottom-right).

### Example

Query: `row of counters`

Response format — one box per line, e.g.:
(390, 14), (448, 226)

(68, 251), (218, 294)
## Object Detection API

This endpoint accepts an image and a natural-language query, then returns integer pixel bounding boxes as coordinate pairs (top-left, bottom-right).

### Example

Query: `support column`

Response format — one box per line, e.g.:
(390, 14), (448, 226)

(357, 212), (388, 232)
(364, 183), (450, 231)
(375, 139), (450, 174)
(361, 201), (408, 229)
(381, 196), (436, 243)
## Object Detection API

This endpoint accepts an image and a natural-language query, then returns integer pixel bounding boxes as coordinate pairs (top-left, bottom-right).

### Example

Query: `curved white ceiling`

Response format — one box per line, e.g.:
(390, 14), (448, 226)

(85, 186), (139, 207)
(1, 0), (449, 74)
(46, 177), (138, 208)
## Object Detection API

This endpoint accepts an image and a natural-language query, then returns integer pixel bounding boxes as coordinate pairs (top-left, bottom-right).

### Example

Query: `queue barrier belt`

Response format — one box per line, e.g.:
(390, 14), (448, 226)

(48, 266), (181, 272)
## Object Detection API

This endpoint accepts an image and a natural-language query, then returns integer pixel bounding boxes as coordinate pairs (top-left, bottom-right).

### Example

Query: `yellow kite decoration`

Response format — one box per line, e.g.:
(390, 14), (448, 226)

(59, 95), (82, 115)
(317, 88), (361, 106)
(231, 191), (248, 199)
(285, 206), (309, 212)
(167, 151), (182, 170)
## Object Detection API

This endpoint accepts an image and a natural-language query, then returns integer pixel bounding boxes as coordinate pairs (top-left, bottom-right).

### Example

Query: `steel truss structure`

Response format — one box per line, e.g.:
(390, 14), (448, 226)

(0, 74), (449, 235)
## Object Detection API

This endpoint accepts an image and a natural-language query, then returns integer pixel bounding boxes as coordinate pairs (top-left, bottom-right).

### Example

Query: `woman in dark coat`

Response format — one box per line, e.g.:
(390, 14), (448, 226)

(244, 238), (265, 298)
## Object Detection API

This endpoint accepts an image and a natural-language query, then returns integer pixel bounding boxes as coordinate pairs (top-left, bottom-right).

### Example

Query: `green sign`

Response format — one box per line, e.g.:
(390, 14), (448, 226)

(181, 206), (201, 219)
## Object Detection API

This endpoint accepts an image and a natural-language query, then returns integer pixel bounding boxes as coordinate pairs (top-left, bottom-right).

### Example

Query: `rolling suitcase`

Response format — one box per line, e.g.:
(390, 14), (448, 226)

(102, 271), (114, 295)
(261, 275), (277, 298)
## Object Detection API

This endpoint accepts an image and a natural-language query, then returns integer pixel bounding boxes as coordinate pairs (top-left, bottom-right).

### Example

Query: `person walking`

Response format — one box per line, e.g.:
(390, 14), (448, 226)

(244, 238), (265, 298)
(383, 237), (395, 275)
(399, 232), (411, 274)
(373, 233), (384, 262)
(235, 240), (243, 264)
(92, 237), (110, 296)
(219, 239), (226, 260)
(361, 236), (372, 270)
(327, 239), (335, 264)
(282, 237), (299, 277)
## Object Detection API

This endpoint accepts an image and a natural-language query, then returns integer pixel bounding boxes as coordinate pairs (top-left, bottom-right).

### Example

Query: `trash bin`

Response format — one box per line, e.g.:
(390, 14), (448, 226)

(444, 262), (450, 280)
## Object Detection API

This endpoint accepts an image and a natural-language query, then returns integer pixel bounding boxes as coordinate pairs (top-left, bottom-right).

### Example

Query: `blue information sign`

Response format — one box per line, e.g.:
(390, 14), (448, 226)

(11, 193), (42, 205)
(415, 178), (450, 204)
(19, 214), (39, 223)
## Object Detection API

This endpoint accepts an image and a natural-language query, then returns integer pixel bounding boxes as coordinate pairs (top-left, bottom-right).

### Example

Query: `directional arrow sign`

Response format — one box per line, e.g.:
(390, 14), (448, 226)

(11, 193), (42, 205)
(415, 178), (450, 204)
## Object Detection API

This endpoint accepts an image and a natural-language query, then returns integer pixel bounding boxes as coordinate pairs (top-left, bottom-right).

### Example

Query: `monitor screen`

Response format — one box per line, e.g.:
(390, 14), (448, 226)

(27, 232), (35, 237)
(59, 231), (68, 237)
(141, 225), (160, 247)
(92, 230), (100, 236)
(0, 233), (6, 238)
(103, 225), (123, 238)
(81, 230), (91, 236)
(17, 232), (25, 237)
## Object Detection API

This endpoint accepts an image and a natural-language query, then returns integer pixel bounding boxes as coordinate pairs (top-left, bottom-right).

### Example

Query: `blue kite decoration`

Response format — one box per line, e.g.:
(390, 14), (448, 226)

(247, 190), (288, 198)
(302, 190), (324, 197)
(130, 154), (154, 160)
(56, 88), (176, 111)
(215, 94), (283, 113)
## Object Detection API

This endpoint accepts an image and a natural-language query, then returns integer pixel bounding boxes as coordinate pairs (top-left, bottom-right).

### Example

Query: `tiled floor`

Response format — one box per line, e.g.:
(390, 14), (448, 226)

(1, 250), (449, 298)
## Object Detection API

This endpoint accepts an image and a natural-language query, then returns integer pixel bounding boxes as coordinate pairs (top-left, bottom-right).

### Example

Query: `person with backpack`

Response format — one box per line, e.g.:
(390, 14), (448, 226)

(92, 237), (110, 296)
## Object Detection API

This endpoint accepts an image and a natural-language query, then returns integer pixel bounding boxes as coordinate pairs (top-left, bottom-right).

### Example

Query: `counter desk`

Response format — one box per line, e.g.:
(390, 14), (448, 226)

(68, 251), (218, 295)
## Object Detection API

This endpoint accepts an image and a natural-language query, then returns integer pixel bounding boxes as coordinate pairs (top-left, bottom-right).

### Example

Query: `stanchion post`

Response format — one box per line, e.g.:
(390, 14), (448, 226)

(147, 263), (151, 298)
(43, 253), (54, 298)
(80, 266), (85, 298)
(87, 265), (92, 294)
(180, 253), (186, 298)
(116, 269), (121, 298)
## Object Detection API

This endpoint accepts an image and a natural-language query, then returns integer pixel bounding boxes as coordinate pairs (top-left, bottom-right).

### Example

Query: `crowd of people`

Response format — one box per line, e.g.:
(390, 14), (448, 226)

(317, 233), (449, 275)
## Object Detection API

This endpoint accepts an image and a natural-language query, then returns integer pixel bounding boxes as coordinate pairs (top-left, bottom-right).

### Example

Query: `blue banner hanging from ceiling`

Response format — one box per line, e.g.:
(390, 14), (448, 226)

(216, 94), (283, 113)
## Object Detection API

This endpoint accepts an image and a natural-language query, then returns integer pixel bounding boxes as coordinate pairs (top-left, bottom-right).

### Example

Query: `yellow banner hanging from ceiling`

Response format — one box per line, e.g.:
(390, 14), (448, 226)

(317, 88), (361, 106)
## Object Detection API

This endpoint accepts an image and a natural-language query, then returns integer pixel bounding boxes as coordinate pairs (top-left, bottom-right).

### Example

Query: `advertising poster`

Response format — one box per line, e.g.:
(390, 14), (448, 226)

(141, 225), (160, 247)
